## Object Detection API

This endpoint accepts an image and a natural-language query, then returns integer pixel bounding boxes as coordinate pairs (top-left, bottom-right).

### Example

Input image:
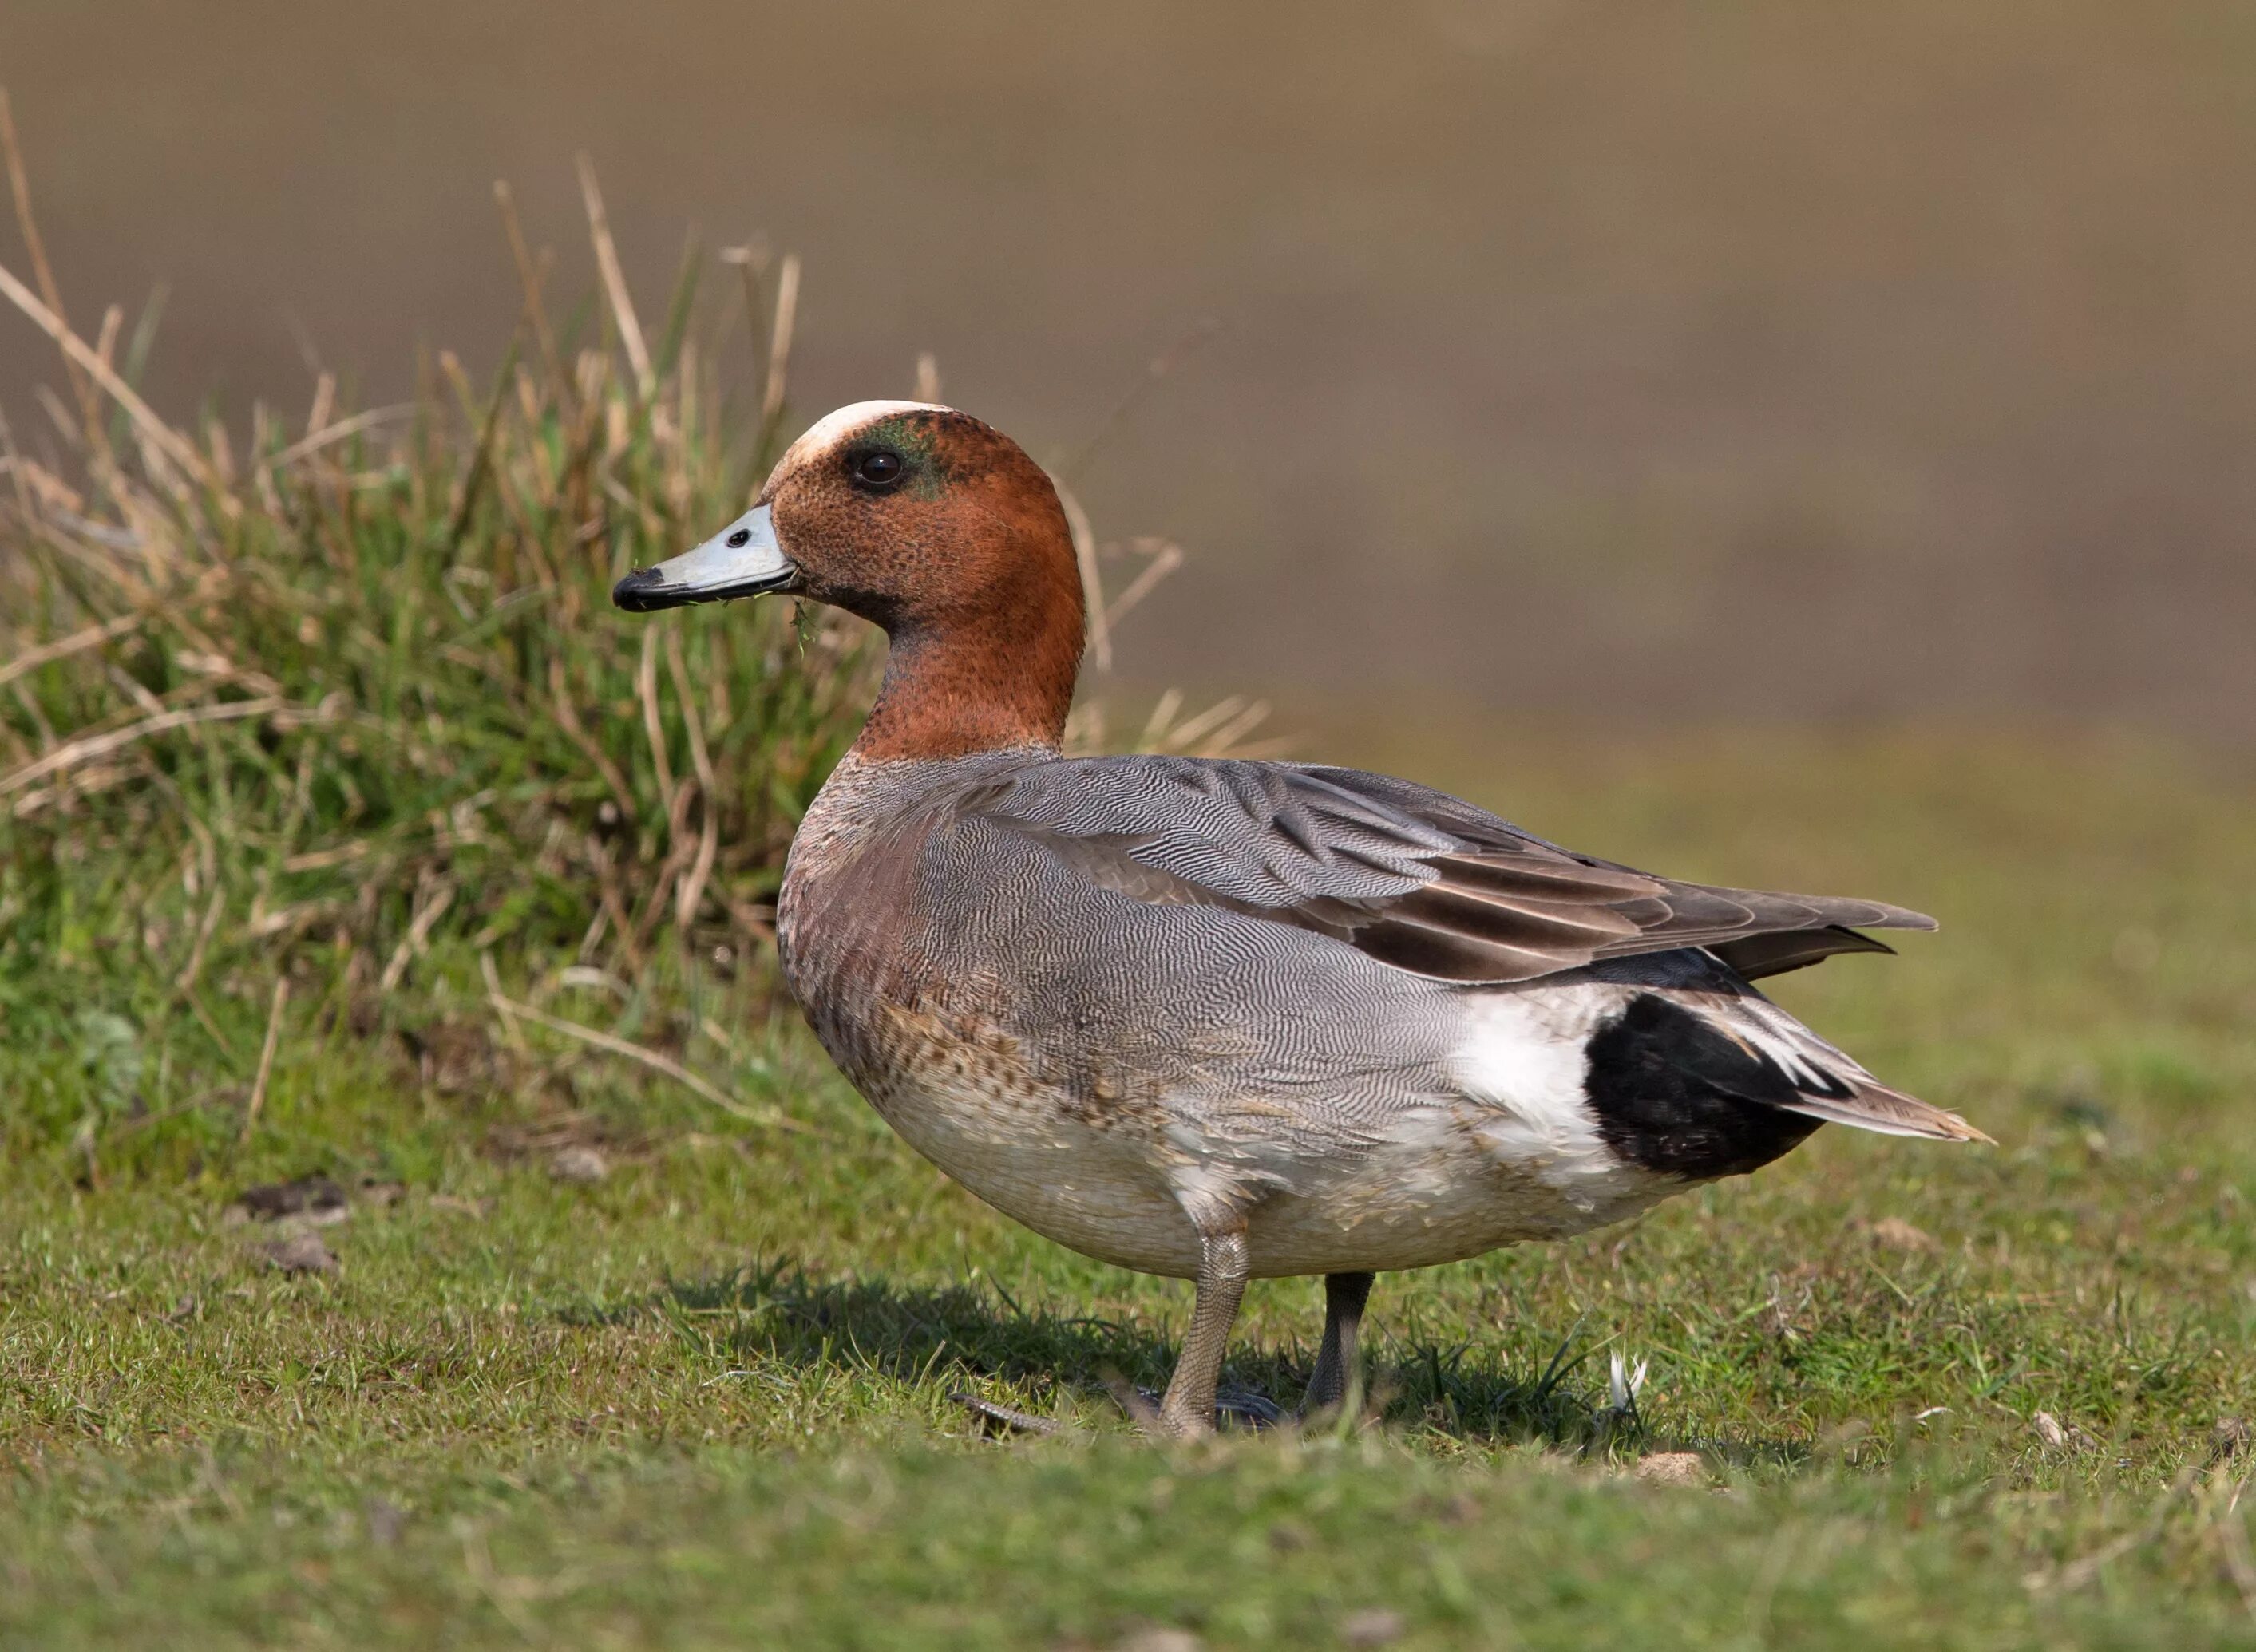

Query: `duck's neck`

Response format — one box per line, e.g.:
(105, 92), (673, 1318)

(849, 596), (1085, 763)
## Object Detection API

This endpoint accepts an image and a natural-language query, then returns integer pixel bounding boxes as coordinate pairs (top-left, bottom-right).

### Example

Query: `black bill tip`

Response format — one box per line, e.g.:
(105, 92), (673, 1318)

(611, 560), (798, 614)
(611, 567), (678, 612)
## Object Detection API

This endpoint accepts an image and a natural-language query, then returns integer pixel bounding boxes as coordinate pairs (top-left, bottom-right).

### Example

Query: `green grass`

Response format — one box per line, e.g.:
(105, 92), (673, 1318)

(5, 730), (2256, 1648)
(7, 188), (2256, 1647)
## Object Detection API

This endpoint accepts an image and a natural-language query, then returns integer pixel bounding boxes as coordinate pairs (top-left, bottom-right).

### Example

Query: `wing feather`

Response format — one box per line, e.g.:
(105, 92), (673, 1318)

(969, 756), (1936, 986)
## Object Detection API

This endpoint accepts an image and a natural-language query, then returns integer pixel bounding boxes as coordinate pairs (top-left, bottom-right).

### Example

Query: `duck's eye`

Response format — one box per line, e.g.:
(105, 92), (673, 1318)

(726, 527), (752, 547)
(853, 450), (904, 488)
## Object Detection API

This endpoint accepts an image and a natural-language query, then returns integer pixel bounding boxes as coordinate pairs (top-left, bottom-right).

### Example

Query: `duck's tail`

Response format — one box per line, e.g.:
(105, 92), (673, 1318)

(1771, 1069), (1992, 1143)
(1686, 979), (1991, 1144)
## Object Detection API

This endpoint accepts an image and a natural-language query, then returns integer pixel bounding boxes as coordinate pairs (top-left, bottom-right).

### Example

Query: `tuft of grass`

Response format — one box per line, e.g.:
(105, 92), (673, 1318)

(0, 155), (882, 1160)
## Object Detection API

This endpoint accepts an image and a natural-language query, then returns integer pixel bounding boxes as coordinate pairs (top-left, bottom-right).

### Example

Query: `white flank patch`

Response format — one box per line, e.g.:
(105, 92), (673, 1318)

(1449, 985), (1644, 1213)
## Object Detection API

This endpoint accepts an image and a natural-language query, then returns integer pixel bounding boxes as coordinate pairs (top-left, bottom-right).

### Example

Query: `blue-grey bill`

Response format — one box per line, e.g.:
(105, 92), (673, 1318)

(612, 504), (798, 611)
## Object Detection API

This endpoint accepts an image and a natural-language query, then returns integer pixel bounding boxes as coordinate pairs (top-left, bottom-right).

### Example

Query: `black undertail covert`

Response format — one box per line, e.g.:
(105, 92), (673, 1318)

(1581, 993), (1827, 1179)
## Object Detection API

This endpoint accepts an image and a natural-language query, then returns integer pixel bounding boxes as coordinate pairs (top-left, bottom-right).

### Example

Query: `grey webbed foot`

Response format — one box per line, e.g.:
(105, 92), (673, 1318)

(952, 1382), (1280, 1442)
(1215, 1386), (1286, 1429)
(952, 1390), (1064, 1437)
(1117, 1383), (1282, 1432)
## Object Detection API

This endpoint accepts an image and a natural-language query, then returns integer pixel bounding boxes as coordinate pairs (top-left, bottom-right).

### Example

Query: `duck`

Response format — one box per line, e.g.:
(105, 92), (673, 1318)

(613, 400), (1988, 1437)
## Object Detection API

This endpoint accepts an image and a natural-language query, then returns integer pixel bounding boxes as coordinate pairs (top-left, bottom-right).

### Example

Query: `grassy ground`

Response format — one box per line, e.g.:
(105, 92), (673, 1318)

(5, 729), (2256, 1649)
(6, 170), (2256, 1648)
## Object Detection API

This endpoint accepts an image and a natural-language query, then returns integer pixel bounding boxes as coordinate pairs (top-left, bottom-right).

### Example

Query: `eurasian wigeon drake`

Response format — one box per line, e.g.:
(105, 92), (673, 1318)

(615, 401), (1988, 1437)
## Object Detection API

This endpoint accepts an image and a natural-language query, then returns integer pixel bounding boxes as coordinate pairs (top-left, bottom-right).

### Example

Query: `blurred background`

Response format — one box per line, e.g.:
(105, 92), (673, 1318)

(3, 0), (2251, 741)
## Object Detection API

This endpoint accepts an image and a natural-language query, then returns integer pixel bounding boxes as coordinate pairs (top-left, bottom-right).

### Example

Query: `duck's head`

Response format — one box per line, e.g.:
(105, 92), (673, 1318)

(612, 400), (1079, 629)
(613, 401), (1087, 758)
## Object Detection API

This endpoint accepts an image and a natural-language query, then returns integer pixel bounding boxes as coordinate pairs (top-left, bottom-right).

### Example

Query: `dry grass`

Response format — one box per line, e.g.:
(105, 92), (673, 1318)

(0, 148), (867, 1016)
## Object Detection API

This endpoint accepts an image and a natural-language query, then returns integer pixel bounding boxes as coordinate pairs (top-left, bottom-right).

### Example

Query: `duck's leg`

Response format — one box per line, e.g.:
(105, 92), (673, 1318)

(1303, 1271), (1375, 1417)
(1154, 1226), (1251, 1438)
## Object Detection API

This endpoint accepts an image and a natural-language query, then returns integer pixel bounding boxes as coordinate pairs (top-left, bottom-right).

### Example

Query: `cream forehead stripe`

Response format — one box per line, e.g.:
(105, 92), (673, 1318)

(782, 400), (955, 464)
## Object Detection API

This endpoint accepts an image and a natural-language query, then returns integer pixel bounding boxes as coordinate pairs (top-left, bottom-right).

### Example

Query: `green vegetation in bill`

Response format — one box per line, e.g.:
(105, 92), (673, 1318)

(5, 180), (2256, 1650)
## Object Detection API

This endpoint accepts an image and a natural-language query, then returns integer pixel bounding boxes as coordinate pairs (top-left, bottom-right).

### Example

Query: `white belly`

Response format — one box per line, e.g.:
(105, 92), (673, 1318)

(857, 1062), (1681, 1281)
